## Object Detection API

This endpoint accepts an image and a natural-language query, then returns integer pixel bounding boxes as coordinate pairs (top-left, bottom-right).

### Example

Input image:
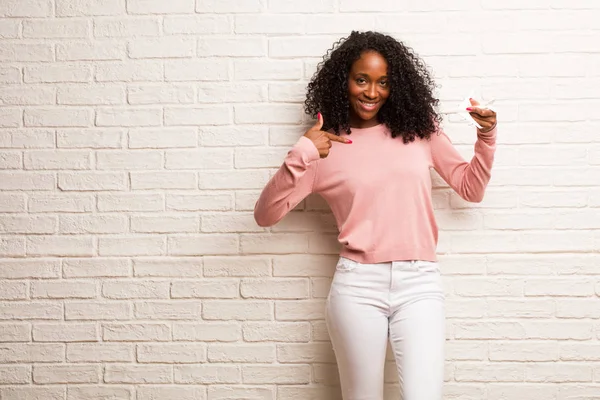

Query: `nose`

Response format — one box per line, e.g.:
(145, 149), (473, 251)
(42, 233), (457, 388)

(364, 83), (377, 100)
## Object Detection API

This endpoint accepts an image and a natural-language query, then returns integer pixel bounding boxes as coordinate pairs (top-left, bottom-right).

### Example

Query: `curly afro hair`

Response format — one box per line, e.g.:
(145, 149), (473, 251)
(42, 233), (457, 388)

(304, 31), (442, 144)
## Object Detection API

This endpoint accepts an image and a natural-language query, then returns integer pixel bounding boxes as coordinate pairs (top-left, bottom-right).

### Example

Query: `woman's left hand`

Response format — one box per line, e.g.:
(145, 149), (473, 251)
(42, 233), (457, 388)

(467, 98), (496, 133)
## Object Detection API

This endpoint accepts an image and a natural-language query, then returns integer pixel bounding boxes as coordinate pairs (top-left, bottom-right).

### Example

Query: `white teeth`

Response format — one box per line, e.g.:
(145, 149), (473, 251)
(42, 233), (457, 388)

(359, 100), (377, 107)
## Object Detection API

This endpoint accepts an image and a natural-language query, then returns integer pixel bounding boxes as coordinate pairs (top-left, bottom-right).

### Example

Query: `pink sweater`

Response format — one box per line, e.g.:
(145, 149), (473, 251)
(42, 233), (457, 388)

(254, 123), (497, 263)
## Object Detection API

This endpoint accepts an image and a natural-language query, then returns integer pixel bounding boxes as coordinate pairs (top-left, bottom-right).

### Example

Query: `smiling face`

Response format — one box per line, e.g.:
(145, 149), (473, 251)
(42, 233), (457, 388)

(347, 50), (390, 128)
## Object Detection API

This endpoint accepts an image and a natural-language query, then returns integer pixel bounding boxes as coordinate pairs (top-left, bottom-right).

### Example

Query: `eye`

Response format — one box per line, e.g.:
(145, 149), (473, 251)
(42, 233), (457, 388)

(356, 78), (366, 84)
(380, 81), (388, 87)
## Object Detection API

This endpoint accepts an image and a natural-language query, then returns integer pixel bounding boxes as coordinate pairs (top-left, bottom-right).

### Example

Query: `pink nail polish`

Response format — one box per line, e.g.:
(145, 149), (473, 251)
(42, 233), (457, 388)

(347, 139), (352, 144)
(466, 107), (473, 111)
(317, 112), (321, 119)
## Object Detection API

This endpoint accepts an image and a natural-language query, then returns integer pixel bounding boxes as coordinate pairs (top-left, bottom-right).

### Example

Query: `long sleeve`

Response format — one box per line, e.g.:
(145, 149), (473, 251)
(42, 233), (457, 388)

(254, 136), (320, 227)
(430, 125), (497, 203)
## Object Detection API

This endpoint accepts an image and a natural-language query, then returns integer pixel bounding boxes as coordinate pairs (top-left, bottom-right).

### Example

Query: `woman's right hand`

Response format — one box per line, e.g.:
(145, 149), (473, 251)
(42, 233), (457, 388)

(303, 113), (352, 159)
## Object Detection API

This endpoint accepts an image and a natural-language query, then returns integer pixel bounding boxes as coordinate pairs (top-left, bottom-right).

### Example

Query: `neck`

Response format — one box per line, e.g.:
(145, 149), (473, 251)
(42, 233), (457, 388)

(349, 115), (380, 129)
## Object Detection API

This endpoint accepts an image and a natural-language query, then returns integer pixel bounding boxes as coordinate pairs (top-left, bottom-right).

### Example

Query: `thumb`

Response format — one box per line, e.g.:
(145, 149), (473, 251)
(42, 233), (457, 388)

(314, 112), (324, 131)
(469, 98), (480, 107)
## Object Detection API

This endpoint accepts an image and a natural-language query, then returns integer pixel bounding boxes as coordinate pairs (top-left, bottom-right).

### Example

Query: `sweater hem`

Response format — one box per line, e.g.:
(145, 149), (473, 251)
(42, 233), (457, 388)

(339, 247), (438, 264)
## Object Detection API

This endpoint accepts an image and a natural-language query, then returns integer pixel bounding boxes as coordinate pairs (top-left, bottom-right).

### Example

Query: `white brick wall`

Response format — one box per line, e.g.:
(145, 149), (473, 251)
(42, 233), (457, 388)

(0, 0), (599, 399)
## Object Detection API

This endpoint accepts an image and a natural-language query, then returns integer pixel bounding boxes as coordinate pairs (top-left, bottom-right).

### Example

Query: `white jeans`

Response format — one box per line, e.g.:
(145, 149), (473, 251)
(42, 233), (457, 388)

(325, 257), (446, 400)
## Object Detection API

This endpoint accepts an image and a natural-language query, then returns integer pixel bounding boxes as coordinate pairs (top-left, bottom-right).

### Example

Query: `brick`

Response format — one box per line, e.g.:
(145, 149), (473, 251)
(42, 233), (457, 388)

(102, 280), (170, 299)
(234, 59), (302, 80)
(31, 281), (97, 299)
(134, 301), (202, 320)
(57, 84), (125, 105)
(57, 128), (123, 149)
(0, 387), (64, 400)
(0, 194), (27, 213)
(98, 236), (166, 256)
(23, 19), (90, 39)
(103, 323), (171, 342)
(0, 365), (30, 384)
(133, 258), (202, 278)
(59, 214), (127, 234)
(96, 150), (162, 169)
(94, 17), (160, 37)
(58, 172), (127, 191)
(197, 0), (262, 13)
(243, 322), (310, 342)
(96, 108), (161, 127)
(67, 343), (133, 362)
(171, 279), (239, 299)
(165, 59), (229, 81)
(165, 149), (233, 169)
(241, 279), (309, 299)
(137, 343), (207, 363)
(0, 109), (21, 128)
(65, 302), (131, 321)
(175, 365), (240, 384)
(128, 84), (194, 104)
(63, 258), (131, 278)
(202, 300), (271, 321)
(0, 343), (64, 362)
(0, 281), (27, 300)
(0, 67), (20, 83)
(199, 36), (266, 57)
(130, 171), (197, 190)
(203, 256), (270, 277)
(131, 215), (199, 233)
(201, 213), (263, 233)
(33, 364), (99, 384)
(168, 234), (238, 256)
(95, 60), (163, 82)
(0, 0), (52, 17)
(208, 344), (274, 363)
(57, 0), (124, 16)
(33, 323), (97, 342)
(104, 364), (171, 383)
(129, 37), (195, 59)
(199, 126), (267, 146)
(127, 0), (194, 14)
(97, 193), (164, 212)
(166, 194), (233, 212)
(199, 82), (267, 103)
(24, 108), (92, 127)
(25, 150), (91, 170)
(25, 64), (91, 83)
(164, 15), (230, 34)
(27, 235), (94, 257)
(173, 322), (241, 342)
(129, 128), (197, 148)
(242, 365), (310, 384)
(236, 15), (304, 34)
(165, 105), (231, 126)
(0, 130), (54, 149)
(0, 86), (55, 105)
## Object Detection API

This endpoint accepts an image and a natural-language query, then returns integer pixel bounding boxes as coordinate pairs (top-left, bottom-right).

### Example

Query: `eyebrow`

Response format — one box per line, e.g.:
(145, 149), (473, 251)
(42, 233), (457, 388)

(354, 72), (388, 79)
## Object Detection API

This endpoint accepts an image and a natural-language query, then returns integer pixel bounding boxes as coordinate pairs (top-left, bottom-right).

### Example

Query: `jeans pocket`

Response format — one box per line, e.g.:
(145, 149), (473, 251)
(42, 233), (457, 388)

(335, 257), (358, 272)
(415, 260), (440, 274)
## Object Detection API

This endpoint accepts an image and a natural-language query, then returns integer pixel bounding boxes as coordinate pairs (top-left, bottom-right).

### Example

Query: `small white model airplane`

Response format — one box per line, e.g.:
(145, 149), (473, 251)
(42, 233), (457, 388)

(440, 93), (495, 129)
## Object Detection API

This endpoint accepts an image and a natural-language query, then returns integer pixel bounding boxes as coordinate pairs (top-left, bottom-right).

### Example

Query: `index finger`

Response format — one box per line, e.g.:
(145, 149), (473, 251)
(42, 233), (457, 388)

(467, 107), (495, 118)
(325, 132), (352, 144)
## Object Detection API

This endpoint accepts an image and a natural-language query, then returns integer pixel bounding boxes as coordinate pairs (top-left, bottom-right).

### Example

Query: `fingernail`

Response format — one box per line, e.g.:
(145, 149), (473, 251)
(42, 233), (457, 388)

(469, 98), (473, 100)
(466, 107), (473, 111)
(347, 139), (352, 144)
(317, 112), (321, 119)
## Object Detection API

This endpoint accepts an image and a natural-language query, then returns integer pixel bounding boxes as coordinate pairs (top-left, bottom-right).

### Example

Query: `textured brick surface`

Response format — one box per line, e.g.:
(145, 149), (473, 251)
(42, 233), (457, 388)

(0, 1), (599, 399)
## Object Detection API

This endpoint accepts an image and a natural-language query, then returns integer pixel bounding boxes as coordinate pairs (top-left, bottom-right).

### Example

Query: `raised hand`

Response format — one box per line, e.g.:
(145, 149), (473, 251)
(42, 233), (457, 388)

(303, 113), (352, 158)
(466, 98), (497, 133)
